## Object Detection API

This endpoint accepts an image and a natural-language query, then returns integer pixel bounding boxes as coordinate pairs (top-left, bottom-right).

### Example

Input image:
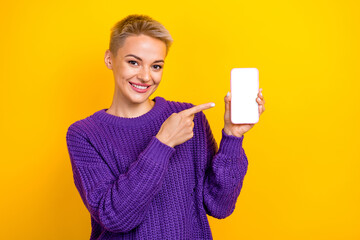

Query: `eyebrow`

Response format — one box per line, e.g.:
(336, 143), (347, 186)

(125, 54), (164, 63)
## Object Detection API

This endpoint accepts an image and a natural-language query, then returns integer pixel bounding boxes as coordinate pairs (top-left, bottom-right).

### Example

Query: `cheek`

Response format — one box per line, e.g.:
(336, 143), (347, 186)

(153, 72), (163, 84)
(115, 63), (138, 80)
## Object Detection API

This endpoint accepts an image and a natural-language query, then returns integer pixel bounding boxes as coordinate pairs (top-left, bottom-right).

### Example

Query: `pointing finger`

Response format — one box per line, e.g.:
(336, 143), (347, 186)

(180, 102), (215, 116)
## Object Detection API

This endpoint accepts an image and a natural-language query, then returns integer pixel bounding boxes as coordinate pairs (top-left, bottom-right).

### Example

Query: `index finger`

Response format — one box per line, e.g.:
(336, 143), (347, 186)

(180, 102), (215, 116)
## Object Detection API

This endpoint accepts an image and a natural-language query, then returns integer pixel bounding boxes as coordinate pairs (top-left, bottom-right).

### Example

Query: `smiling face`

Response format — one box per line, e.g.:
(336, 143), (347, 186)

(105, 34), (167, 107)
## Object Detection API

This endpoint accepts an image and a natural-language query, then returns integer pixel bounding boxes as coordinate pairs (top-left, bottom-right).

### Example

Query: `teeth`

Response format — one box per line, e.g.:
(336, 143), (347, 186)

(130, 83), (148, 90)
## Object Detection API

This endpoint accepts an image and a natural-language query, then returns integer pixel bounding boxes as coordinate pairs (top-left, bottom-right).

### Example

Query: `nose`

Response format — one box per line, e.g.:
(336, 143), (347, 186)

(137, 66), (151, 82)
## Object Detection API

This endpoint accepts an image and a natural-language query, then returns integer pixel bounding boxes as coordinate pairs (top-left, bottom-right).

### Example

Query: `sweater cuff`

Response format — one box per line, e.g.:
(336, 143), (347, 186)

(218, 128), (244, 157)
(140, 136), (176, 162)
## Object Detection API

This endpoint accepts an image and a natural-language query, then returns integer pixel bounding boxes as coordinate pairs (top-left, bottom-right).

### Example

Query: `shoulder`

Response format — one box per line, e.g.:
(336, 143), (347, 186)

(159, 96), (195, 113)
(66, 110), (102, 140)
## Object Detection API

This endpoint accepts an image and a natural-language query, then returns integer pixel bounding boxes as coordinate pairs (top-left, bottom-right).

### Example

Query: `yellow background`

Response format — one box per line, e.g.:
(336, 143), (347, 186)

(1, 0), (359, 239)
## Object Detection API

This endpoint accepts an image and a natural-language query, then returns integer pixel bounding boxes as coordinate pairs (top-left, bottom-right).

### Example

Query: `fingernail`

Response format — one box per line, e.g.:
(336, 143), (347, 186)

(260, 92), (263, 97)
(210, 103), (215, 107)
(226, 92), (230, 97)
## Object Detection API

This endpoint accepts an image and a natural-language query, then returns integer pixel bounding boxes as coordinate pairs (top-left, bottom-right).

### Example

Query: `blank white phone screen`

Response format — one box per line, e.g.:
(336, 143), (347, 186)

(231, 68), (259, 124)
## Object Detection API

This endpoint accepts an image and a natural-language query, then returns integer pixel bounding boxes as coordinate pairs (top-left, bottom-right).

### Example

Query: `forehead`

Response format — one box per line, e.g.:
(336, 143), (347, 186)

(117, 34), (166, 59)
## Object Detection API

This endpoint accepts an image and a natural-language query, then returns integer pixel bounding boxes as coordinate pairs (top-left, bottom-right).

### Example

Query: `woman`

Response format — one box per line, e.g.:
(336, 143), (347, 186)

(66, 14), (265, 240)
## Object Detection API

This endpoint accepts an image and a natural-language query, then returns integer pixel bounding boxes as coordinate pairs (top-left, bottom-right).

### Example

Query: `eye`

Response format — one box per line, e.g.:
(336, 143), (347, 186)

(152, 65), (163, 70)
(128, 60), (138, 66)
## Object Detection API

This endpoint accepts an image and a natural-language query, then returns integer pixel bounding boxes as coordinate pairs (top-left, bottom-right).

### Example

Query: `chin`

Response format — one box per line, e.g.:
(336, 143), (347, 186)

(129, 90), (156, 104)
(130, 96), (150, 104)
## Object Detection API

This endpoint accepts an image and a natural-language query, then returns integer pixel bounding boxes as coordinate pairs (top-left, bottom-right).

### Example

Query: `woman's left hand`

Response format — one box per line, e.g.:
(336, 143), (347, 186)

(223, 88), (265, 137)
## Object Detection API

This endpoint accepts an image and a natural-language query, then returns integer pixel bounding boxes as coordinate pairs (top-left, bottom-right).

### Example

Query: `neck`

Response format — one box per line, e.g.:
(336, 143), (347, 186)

(107, 94), (155, 118)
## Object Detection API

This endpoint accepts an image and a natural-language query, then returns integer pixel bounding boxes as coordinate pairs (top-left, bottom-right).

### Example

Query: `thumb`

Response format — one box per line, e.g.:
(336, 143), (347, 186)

(224, 91), (231, 110)
(224, 92), (231, 120)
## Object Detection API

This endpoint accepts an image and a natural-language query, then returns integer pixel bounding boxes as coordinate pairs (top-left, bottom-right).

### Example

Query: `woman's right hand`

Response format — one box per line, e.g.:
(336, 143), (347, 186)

(156, 102), (215, 148)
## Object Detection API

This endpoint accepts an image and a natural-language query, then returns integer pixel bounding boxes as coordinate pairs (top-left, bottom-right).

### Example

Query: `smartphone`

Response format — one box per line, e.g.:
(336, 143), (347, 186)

(230, 68), (259, 124)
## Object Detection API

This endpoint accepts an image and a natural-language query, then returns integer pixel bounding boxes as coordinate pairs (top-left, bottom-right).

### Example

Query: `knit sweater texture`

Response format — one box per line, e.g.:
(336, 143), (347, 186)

(66, 96), (248, 240)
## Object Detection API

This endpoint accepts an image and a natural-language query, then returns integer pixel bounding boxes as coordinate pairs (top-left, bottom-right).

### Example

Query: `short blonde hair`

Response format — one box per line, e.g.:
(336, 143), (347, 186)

(109, 14), (173, 56)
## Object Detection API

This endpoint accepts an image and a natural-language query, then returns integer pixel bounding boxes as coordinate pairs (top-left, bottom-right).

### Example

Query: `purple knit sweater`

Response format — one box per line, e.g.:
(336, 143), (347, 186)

(66, 96), (248, 240)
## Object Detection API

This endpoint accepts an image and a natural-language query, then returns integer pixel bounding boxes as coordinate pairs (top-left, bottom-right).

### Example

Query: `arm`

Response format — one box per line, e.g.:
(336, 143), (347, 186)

(66, 124), (175, 233)
(201, 112), (248, 219)
(202, 88), (265, 218)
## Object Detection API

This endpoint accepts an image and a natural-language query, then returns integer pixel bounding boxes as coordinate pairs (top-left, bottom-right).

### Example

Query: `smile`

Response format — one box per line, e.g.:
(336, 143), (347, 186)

(129, 81), (151, 93)
(130, 83), (149, 90)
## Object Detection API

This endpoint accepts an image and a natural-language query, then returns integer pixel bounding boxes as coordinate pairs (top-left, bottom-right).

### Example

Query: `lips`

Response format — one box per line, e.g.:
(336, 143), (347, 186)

(129, 81), (151, 93)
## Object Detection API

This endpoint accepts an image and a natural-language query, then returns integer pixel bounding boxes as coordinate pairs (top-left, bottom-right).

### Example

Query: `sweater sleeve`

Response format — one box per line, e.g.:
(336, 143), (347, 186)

(66, 124), (175, 233)
(201, 114), (248, 219)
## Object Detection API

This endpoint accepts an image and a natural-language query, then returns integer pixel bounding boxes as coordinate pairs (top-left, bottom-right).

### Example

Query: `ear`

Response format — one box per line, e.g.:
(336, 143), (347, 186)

(104, 49), (113, 70)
